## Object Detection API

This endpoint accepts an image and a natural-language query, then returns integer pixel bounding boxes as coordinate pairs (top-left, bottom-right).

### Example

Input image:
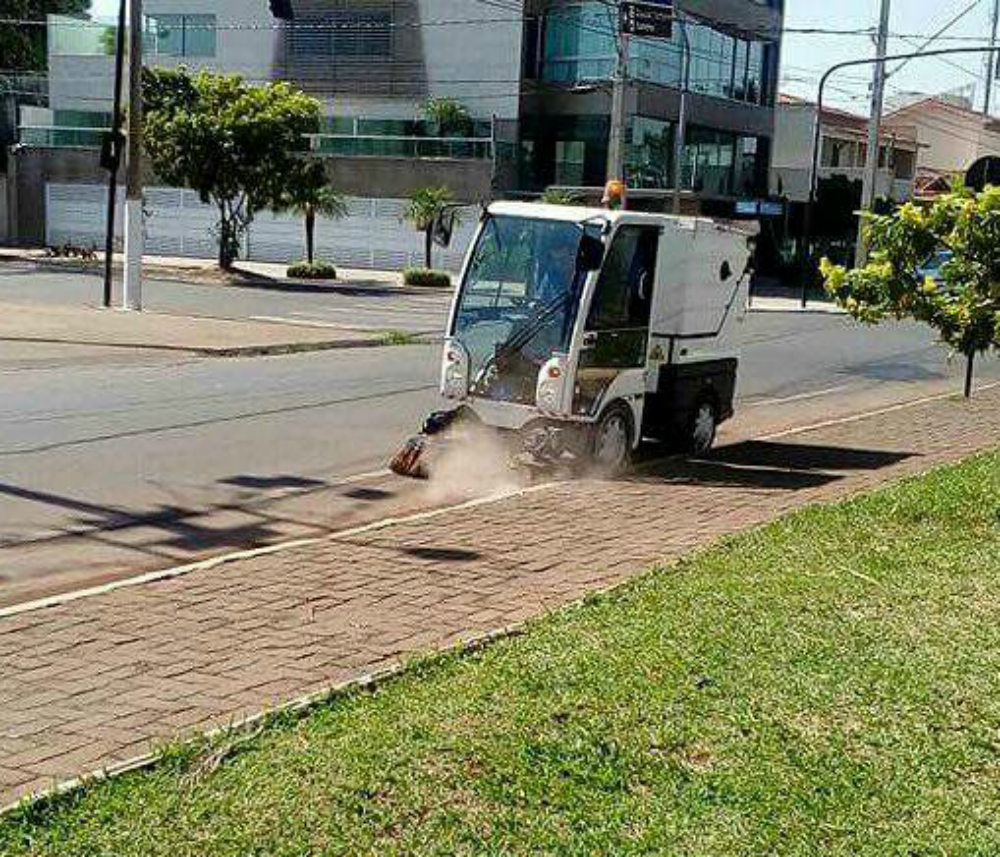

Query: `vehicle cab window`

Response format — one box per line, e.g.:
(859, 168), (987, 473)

(586, 226), (657, 332)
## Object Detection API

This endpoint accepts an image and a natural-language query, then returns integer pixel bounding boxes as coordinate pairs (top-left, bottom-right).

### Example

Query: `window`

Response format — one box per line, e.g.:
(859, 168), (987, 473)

(541, 2), (773, 106)
(149, 14), (216, 58)
(288, 11), (392, 58)
(627, 116), (674, 190)
(587, 226), (657, 332)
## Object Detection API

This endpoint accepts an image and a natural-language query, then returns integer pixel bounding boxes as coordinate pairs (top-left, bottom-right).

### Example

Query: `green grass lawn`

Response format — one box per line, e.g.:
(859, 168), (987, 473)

(5, 452), (1000, 856)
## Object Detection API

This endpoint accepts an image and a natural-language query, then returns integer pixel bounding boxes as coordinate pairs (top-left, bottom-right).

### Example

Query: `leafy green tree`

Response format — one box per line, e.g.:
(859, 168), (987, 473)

(822, 186), (1000, 398)
(0, 1), (89, 70)
(422, 98), (472, 137)
(276, 162), (347, 265)
(405, 187), (454, 269)
(143, 67), (321, 269)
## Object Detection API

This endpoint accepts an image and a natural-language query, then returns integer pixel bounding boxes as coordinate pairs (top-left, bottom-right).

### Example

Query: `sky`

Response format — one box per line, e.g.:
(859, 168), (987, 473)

(88, 0), (999, 114)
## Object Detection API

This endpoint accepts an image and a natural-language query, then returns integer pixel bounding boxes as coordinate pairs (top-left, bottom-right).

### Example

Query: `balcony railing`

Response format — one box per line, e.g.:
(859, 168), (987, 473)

(19, 126), (495, 161)
(18, 125), (109, 147)
(307, 133), (493, 160)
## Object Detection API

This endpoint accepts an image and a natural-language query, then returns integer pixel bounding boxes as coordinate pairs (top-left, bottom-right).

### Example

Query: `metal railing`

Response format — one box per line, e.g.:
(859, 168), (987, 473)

(19, 126), (495, 160)
(306, 133), (494, 160)
(18, 125), (110, 147)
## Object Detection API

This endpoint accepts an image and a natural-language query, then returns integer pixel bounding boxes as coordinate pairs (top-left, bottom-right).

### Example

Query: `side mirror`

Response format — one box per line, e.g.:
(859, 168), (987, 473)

(577, 234), (605, 272)
(432, 210), (457, 249)
(720, 260), (733, 282)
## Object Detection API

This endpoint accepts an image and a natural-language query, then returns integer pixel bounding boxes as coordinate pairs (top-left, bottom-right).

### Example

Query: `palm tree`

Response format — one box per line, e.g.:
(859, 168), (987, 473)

(540, 188), (580, 206)
(405, 187), (454, 269)
(422, 98), (472, 137)
(278, 166), (347, 265)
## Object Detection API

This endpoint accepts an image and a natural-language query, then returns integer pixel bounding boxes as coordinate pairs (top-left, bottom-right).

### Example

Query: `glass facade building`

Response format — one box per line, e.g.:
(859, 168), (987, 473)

(541, 3), (771, 107)
(522, 0), (779, 198)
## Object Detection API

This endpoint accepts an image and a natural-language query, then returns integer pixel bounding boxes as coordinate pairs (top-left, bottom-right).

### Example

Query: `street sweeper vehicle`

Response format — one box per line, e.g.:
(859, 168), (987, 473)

(391, 199), (755, 479)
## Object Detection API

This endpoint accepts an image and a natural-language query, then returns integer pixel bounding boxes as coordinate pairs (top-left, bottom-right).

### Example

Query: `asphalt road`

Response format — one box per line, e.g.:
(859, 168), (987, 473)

(1, 271), (998, 607)
(0, 264), (455, 335)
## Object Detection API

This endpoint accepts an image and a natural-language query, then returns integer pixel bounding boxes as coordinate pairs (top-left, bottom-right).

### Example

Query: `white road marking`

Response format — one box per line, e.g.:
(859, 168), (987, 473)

(743, 384), (854, 409)
(6, 380), (999, 619)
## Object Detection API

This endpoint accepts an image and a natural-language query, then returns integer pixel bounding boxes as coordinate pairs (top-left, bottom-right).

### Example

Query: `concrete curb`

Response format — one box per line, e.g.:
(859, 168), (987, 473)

(0, 334), (394, 358)
(0, 252), (455, 299)
(0, 623), (526, 818)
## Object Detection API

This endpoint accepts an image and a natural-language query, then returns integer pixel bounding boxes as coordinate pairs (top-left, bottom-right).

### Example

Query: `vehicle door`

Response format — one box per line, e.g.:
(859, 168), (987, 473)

(573, 224), (658, 416)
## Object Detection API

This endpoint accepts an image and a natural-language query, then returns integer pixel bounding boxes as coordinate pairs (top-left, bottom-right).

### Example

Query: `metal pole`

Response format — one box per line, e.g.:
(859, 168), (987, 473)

(985, 0), (1000, 116)
(102, 0), (128, 309)
(607, 28), (629, 187)
(122, 0), (143, 311)
(856, 0), (891, 268)
(671, 15), (690, 216)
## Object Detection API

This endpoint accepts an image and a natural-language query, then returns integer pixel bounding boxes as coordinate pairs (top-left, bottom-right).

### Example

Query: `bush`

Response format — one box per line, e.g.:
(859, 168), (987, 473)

(402, 268), (451, 288)
(287, 260), (337, 280)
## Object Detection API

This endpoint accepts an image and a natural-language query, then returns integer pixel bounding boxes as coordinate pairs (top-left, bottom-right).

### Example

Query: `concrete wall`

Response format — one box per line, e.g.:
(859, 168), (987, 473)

(417, 0), (524, 120)
(323, 155), (494, 199)
(884, 103), (999, 176)
(50, 0), (280, 113)
(7, 145), (493, 247)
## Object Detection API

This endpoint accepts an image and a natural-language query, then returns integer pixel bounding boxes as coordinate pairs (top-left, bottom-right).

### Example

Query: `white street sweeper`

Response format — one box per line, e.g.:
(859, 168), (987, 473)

(391, 196), (755, 478)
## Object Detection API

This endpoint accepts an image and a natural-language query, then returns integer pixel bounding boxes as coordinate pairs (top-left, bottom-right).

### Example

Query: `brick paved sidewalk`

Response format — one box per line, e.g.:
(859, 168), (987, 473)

(2, 389), (999, 808)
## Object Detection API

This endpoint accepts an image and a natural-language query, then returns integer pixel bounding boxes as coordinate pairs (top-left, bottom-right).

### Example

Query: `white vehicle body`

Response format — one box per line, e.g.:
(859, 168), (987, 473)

(439, 201), (754, 461)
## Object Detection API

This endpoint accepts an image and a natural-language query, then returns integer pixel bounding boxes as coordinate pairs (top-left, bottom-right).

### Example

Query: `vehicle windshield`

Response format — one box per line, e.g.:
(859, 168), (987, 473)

(452, 215), (596, 403)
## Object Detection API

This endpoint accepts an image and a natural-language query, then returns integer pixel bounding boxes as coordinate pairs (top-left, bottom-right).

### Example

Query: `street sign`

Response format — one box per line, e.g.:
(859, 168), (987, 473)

(621, 1), (674, 39)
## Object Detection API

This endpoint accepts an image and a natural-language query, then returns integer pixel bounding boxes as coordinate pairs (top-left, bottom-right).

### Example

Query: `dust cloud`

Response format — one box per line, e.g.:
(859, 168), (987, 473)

(419, 425), (525, 505)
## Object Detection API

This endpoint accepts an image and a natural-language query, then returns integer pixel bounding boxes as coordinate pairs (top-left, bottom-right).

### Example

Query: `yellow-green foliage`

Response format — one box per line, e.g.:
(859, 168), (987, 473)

(821, 188), (1000, 360)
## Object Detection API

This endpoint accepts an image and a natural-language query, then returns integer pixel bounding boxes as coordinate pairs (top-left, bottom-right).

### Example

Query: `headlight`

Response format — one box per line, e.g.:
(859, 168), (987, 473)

(536, 354), (570, 414)
(440, 338), (469, 399)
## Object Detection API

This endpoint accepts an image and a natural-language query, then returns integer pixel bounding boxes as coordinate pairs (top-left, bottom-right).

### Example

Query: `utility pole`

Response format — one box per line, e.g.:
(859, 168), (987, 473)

(671, 13), (691, 216)
(122, 0), (143, 311)
(856, 0), (891, 267)
(985, 0), (1000, 116)
(102, 0), (128, 308)
(607, 27), (630, 188)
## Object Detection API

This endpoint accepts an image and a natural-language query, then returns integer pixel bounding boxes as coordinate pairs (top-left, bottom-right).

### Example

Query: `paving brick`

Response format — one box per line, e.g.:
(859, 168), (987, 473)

(1, 390), (999, 806)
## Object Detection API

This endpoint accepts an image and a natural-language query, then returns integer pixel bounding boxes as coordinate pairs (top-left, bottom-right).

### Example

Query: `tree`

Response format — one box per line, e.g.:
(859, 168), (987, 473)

(821, 186), (1000, 398)
(540, 188), (580, 206)
(276, 162), (347, 265)
(143, 67), (321, 269)
(422, 98), (472, 137)
(0, 1), (89, 71)
(405, 187), (454, 269)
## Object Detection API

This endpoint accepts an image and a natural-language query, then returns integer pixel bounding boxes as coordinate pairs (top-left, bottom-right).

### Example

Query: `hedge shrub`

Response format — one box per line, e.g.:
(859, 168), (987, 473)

(287, 261), (337, 280)
(402, 268), (451, 288)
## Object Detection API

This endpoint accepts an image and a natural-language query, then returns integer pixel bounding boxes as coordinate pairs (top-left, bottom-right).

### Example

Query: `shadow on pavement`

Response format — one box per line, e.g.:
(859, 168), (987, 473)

(631, 441), (915, 491)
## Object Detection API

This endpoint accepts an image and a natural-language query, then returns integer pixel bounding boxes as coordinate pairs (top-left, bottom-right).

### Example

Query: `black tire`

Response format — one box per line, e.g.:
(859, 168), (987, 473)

(590, 403), (635, 475)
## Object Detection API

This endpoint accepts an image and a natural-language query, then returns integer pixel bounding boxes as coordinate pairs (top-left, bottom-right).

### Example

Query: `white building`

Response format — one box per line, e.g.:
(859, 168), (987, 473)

(770, 95), (917, 204)
(882, 96), (1000, 196)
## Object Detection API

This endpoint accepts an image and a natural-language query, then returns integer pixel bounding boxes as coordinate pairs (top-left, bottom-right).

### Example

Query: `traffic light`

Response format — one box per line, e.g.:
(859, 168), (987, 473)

(269, 0), (293, 19)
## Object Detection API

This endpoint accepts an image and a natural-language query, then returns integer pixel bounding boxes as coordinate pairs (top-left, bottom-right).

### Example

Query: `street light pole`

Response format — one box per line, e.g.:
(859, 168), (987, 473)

(122, 0), (144, 311)
(985, 0), (1000, 116)
(856, 0), (891, 268)
(671, 13), (691, 216)
(802, 44), (1000, 308)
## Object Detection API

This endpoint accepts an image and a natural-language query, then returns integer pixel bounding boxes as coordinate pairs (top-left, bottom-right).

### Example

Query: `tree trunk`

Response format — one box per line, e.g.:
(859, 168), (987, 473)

(305, 206), (315, 266)
(965, 350), (976, 399)
(424, 228), (433, 270)
(218, 205), (235, 271)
